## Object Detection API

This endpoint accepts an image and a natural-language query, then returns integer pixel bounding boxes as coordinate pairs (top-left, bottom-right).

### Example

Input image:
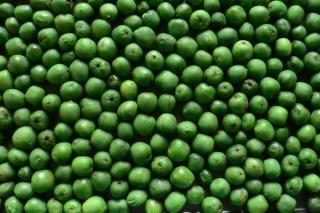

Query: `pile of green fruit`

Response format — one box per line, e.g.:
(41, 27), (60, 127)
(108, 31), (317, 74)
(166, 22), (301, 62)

(0, 0), (320, 212)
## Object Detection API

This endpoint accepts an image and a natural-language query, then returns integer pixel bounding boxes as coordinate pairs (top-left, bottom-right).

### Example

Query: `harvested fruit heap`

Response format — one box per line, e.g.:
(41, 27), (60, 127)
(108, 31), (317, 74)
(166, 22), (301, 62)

(0, 0), (320, 212)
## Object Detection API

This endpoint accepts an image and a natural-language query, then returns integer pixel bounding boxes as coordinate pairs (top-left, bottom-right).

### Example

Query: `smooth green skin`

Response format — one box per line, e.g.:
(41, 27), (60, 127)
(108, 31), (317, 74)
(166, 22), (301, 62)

(164, 192), (186, 213)
(210, 100), (228, 117)
(155, 70), (178, 93)
(109, 139), (130, 160)
(264, 158), (281, 180)
(117, 101), (138, 121)
(47, 198), (63, 213)
(17, 166), (32, 182)
(80, 98), (102, 119)
(241, 113), (256, 132)
(64, 199), (82, 213)
(176, 121), (197, 140)
(213, 46), (233, 68)
(228, 92), (248, 115)
(308, 197), (320, 213)
(285, 136), (301, 155)
(158, 94), (176, 113)
(245, 179), (263, 195)
(217, 27), (238, 47)
(94, 151), (112, 170)
(156, 113), (177, 135)
(107, 199), (129, 213)
(225, 5), (246, 26)
(84, 78), (106, 99)
(247, 195), (269, 213)
(247, 59), (266, 81)
(176, 36), (198, 58)
(297, 124), (316, 143)
(0, 107), (13, 130)
(201, 196), (223, 213)
(170, 166), (194, 189)
(0, 70), (13, 91)
(203, 65), (223, 86)
(150, 134), (168, 155)
(281, 155), (300, 177)
(71, 156), (94, 177)
(0, 182), (15, 199)
(29, 148), (50, 170)
(189, 10), (210, 31)
(290, 103), (310, 126)
(133, 114), (156, 136)
(226, 144), (247, 165)
(294, 82), (313, 103)
(151, 156), (173, 177)
(299, 148), (318, 170)
(254, 119), (275, 142)
(7, 148), (28, 167)
(73, 178), (93, 200)
(3, 89), (25, 110)
(217, 81), (234, 100)
(128, 167), (151, 189)
(192, 133), (214, 156)
(130, 142), (152, 165)
(285, 176), (303, 196)
(195, 83), (216, 104)
(168, 139), (190, 162)
(82, 196), (107, 213)
(117, 122), (134, 140)
(91, 171), (111, 192)
(186, 186), (205, 205)
(276, 194), (297, 213)
(199, 169), (213, 186)
(74, 119), (96, 138)
(54, 184), (73, 202)
(193, 50), (212, 68)
(60, 80), (83, 101)
(127, 190), (148, 207)
(222, 113), (241, 134)
(59, 101), (80, 123)
(239, 22), (254, 40)
(149, 178), (171, 199)
(244, 158), (264, 178)
(168, 19), (189, 39)
(51, 142), (72, 165)
(181, 65), (203, 86)
(31, 170), (54, 194)
(100, 89), (121, 112)
(109, 181), (129, 199)
(196, 30), (218, 51)
(72, 138), (91, 155)
(263, 182), (282, 202)
(208, 152), (227, 172)
(230, 188), (248, 206)
(227, 65), (248, 84)
(214, 130), (233, 150)
(225, 166), (246, 186)
(145, 199), (163, 213)
(210, 178), (230, 198)
(12, 126), (36, 151)
(25, 198), (47, 213)
(304, 174), (320, 193)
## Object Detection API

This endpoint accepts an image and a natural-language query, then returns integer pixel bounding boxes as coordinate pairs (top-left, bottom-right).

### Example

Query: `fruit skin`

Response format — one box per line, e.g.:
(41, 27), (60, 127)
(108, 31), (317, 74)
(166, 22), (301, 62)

(82, 196), (107, 213)
(202, 196), (223, 213)
(31, 170), (55, 193)
(170, 166), (195, 189)
(247, 195), (269, 213)
(164, 191), (186, 213)
(276, 194), (297, 213)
